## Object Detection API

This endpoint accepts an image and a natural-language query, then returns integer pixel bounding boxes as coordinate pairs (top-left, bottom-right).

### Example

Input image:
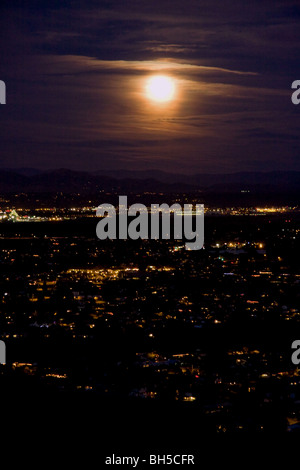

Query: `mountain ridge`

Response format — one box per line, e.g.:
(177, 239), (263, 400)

(0, 168), (299, 194)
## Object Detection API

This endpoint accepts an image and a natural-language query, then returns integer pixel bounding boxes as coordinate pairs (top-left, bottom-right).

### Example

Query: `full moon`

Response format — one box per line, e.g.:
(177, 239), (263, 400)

(146, 75), (176, 103)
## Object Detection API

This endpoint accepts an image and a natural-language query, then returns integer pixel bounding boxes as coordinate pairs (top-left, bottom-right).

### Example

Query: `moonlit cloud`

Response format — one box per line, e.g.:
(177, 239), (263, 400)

(0, 0), (299, 173)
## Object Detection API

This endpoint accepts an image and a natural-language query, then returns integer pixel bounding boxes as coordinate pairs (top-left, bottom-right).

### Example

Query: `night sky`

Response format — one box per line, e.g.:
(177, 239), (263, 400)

(1, 0), (300, 174)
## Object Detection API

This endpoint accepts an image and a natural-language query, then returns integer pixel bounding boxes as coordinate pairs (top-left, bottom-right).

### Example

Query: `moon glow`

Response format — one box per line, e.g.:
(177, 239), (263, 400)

(146, 75), (176, 103)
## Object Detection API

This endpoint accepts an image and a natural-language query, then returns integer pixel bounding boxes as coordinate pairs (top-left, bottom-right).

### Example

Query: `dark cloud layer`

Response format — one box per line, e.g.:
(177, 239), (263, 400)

(0, 0), (300, 173)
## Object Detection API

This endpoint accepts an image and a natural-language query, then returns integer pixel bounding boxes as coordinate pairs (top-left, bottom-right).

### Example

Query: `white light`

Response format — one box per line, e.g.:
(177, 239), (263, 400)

(146, 75), (176, 102)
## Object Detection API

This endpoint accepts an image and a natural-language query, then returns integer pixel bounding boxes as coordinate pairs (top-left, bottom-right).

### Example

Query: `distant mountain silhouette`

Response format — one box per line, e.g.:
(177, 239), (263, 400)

(96, 169), (300, 191)
(0, 168), (299, 194)
(0, 168), (196, 193)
